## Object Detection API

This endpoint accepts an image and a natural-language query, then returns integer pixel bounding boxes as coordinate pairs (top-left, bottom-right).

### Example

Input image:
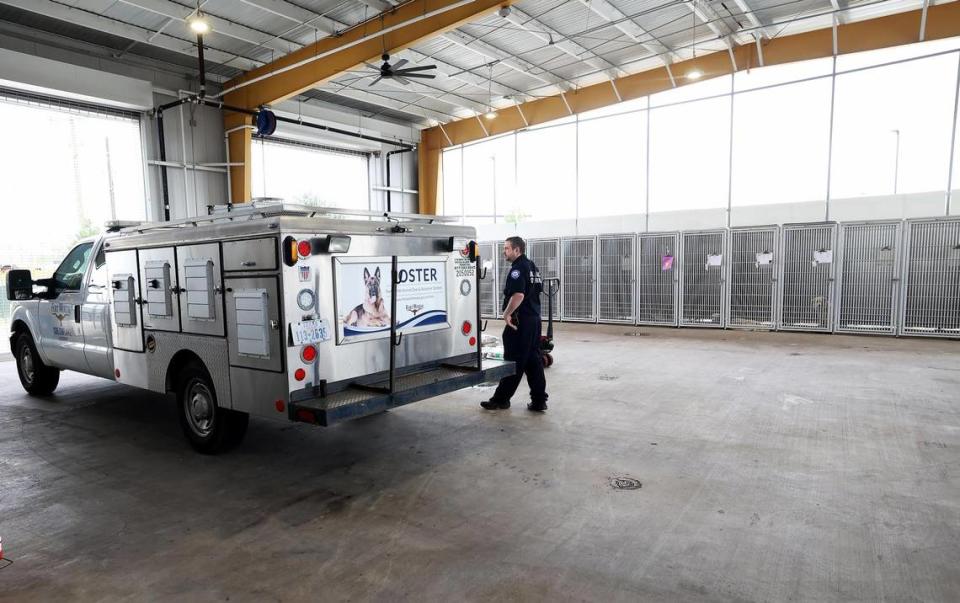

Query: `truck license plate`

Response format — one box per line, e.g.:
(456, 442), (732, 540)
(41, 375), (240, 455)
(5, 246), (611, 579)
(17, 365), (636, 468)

(292, 319), (330, 345)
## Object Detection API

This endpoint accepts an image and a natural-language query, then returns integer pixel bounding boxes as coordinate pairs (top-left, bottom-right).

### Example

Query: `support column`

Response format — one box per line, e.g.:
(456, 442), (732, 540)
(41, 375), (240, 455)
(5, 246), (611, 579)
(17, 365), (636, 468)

(418, 130), (441, 215)
(225, 112), (253, 204)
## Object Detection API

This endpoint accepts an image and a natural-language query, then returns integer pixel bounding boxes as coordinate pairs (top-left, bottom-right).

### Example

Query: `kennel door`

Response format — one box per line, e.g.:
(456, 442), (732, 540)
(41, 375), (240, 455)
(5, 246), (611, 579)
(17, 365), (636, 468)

(727, 227), (778, 330)
(680, 230), (727, 328)
(778, 223), (837, 332)
(637, 232), (679, 326)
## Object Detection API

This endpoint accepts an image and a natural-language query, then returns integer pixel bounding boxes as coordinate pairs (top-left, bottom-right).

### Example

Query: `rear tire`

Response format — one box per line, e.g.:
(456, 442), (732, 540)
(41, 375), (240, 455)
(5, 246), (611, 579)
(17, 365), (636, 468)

(176, 361), (248, 454)
(14, 332), (60, 396)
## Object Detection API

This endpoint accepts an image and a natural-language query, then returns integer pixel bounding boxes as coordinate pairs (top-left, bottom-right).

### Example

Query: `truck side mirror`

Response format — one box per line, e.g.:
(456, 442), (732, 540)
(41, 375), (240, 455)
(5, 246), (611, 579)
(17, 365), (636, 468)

(6, 269), (34, 300)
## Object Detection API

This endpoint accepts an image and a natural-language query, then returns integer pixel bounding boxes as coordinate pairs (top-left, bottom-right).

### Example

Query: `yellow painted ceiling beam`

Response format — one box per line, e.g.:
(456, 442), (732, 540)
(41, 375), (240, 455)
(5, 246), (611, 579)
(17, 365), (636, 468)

(223, 0), (521, 110)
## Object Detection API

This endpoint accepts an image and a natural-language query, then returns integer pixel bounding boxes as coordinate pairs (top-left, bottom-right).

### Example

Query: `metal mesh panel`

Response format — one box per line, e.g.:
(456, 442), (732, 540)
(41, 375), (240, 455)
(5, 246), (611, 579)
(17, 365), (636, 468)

(528, 239), (561, 317)
(836, 222), (901, 335)
(727, 227), (777, 329)
(478, 242), (497, 318)
(778, 223), (837, 332)
(598, 236), (636, 323)
(496, 241), (511, 313)
(900, 218), (960, 338)
(561, 237), (597, 322)
(637, 233), (679, 326)
(680, 230), (726, 327)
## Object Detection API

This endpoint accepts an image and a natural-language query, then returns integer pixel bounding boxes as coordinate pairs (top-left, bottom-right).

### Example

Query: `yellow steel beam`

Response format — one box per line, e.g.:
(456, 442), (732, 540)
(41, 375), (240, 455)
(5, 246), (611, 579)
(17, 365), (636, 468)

(223, 0), (521, 110)
(418, 2), (960, 214)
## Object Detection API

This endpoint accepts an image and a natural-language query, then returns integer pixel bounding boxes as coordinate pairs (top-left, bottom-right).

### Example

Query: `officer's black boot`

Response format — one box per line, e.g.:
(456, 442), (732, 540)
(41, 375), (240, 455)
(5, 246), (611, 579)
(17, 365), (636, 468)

(527, 400), (547, 412)
(480, 399), (510, 410)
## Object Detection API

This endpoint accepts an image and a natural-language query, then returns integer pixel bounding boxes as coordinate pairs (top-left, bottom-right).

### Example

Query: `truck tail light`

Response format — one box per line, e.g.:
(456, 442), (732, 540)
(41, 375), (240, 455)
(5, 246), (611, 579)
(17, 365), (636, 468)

(461, 321), (472, 335)
(294, 368), (306, 381)
(469, 336), (477, 346)
(297, 239), (312, 258)
(283, 236), (298, 266)
(301, 344), (317, 363)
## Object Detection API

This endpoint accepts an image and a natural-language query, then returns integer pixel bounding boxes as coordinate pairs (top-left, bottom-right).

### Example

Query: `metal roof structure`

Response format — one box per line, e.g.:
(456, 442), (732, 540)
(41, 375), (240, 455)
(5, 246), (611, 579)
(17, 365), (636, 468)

(0, 0), (936, 127)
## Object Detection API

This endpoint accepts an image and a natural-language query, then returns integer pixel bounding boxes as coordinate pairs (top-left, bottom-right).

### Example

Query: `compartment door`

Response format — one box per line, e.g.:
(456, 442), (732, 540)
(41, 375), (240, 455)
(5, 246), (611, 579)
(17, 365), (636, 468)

(177, 243), (224, 336)
(226, 276), (282, 372)
(139, 247), (179, 332)
(106, 249), (143, 352)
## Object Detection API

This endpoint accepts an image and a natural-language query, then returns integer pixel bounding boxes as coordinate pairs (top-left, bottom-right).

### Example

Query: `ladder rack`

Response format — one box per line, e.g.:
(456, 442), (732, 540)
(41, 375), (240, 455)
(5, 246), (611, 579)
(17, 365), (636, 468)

(109, 200), (455, 235)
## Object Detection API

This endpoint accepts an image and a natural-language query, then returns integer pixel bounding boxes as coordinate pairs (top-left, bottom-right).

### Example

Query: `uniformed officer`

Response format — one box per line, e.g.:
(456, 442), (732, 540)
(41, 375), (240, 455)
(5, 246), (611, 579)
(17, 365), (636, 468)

(481, 236), (549, 412)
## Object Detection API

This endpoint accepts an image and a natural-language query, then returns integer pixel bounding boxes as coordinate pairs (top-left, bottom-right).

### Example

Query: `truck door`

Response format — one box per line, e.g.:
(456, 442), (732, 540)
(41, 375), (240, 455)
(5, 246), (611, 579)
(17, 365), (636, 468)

(37, 241), (93, 372)
(81, 242), (114, 379)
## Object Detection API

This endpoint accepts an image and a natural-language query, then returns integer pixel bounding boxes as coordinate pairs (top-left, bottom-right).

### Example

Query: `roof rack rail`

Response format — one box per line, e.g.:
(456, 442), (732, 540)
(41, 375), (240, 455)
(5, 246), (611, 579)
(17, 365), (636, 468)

(109, 199), (455, 235)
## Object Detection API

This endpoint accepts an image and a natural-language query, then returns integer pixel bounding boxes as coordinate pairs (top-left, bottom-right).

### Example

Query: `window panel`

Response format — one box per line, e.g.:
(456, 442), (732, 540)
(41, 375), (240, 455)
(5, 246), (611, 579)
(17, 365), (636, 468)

(441, 147), (463, 217)
(251, 139), (369, 209)
(516, 123), (577, 221)
(462, 134), (515, 218)
(731, 77), (832, 206)
(650, 75), (731, 107)
(734, 58), (833, 92)
(648, 95), (731, 212)
(578, 110), (647, 217)
(831, 53), (959, 199)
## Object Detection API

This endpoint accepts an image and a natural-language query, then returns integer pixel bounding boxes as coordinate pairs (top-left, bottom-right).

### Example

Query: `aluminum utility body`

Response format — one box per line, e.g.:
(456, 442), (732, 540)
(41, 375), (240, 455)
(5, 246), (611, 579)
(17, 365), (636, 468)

(6, 202), (513, 453)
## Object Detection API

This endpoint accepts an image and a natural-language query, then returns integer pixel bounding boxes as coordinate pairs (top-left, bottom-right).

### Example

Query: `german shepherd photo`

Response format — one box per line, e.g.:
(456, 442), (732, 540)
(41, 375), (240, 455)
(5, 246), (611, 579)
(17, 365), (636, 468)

(343, 266), (391, 327)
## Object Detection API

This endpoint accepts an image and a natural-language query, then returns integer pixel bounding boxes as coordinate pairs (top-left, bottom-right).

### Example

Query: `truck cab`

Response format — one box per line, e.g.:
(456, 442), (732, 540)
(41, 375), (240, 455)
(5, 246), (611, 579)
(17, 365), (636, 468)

(8, 236), (114, 394)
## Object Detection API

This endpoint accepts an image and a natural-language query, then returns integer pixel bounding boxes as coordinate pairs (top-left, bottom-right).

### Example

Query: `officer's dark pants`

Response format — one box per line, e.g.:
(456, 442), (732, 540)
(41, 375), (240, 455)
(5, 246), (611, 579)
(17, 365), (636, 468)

(492, 315), (548, 404)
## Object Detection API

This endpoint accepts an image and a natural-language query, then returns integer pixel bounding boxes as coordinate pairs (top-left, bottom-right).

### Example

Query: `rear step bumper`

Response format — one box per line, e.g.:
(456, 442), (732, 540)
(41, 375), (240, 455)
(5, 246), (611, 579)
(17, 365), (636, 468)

(288, 359), (516, 426)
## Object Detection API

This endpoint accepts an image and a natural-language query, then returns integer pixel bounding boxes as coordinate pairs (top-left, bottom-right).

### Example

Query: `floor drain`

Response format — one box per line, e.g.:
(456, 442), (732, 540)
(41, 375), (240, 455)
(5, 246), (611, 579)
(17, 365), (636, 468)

(610, 477), (642, 490)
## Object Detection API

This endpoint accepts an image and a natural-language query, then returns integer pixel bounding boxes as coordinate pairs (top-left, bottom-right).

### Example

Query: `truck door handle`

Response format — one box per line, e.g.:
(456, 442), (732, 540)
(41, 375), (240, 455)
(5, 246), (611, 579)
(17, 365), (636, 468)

(74, 305), (81, 323)
(241, 261), (256, 267)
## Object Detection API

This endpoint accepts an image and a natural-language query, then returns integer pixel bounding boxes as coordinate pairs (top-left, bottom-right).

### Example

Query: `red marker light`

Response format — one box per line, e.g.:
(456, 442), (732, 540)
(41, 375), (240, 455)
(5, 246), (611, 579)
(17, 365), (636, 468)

(297, 240), (311, 258)
(469, 336), (477, 346)
(114, 368), (121, 379)
(294, 368), (306, 381)
(275, 399), (286, 413)
(301, 344), (317, 363)
(462, 321), (472, 335)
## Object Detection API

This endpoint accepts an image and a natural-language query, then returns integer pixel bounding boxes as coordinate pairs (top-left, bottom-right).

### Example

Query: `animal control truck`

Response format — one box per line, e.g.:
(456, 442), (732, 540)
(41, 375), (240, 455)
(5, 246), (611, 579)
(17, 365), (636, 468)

(6, 202), (513, 453)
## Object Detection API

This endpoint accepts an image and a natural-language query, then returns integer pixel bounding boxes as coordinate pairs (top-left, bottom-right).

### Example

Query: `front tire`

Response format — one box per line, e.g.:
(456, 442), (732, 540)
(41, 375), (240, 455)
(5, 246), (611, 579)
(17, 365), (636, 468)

(176, 362), (248, 454)
(14, 332), (60, 395)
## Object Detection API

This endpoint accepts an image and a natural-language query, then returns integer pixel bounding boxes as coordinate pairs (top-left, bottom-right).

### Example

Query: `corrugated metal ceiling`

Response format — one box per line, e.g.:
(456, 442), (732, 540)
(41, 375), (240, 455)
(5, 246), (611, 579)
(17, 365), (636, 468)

(0, 0), (925, 125)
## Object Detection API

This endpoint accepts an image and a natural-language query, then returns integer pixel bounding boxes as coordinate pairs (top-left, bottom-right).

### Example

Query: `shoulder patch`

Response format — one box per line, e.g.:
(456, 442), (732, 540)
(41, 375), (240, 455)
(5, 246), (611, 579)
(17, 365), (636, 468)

(510, 269), (521, 279)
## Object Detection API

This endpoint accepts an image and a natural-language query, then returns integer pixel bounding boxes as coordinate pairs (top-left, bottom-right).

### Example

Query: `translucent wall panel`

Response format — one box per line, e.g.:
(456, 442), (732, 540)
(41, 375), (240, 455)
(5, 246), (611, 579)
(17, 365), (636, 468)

(734, 58), (833, 92)
(578, 111), (647, 217)
(463, 134), (515, 218)
(253, 139), (369, 209)
(830, 53), (959, 200)
(648, 95), (731, 213)
(516, 124), (576, 221)
(441, 147), (462, 217)
(650, 75), (731, 107)
(731, 78), (832, 209)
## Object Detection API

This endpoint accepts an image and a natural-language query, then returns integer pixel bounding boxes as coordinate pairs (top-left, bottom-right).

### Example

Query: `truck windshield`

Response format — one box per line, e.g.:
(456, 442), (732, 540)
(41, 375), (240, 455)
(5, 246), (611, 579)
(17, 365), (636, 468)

(53, 242), (94, 291)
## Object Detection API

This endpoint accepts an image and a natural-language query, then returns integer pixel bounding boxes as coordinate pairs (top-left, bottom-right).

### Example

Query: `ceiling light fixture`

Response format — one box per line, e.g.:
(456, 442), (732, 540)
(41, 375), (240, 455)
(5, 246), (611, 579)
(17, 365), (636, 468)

(189, 15), (210, 33)
(484, 110), (497, 120)
(687, 69), (703, 80)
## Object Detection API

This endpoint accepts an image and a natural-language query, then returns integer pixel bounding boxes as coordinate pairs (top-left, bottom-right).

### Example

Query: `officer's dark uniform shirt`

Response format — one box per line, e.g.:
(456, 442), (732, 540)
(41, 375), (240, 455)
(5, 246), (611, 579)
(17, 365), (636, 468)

(502, 254), (542, 318)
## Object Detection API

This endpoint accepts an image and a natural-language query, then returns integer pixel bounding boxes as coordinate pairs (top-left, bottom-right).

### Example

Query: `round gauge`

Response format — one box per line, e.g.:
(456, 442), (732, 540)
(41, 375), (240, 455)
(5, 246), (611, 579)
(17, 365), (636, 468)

(459, 279), (472, 296)
(297, 288), (316, 311)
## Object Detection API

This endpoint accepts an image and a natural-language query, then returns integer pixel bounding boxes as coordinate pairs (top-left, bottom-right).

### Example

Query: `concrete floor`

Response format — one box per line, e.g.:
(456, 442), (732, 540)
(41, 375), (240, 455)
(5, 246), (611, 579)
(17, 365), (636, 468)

(1, 324), (959, 602)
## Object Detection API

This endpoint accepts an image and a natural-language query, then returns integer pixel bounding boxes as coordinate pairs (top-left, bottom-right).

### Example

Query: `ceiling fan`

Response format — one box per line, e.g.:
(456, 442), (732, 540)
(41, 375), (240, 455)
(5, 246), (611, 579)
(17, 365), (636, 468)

(363, 53), (437, 86)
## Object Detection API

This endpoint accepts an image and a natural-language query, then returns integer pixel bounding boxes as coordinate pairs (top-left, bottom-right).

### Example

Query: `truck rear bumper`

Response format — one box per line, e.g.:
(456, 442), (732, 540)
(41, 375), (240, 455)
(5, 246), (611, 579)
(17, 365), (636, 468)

(288, 359), (516, 426)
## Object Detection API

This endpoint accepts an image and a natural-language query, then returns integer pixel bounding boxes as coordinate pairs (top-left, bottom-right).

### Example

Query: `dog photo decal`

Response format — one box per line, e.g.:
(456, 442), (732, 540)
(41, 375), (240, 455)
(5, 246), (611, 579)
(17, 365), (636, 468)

(334, 256), (449, 343)
(343, 267), (391, 328)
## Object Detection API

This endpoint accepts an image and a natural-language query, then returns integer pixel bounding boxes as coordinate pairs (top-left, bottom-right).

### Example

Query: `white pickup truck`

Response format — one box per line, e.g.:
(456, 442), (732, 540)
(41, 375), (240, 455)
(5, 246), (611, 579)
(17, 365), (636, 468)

(6, 203), (512, 453)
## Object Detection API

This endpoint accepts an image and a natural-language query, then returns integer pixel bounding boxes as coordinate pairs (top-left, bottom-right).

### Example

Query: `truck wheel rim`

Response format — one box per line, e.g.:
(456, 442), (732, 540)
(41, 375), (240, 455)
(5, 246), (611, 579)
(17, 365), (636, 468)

(186, 382), (215, 437)
(20, 346), (34, 384)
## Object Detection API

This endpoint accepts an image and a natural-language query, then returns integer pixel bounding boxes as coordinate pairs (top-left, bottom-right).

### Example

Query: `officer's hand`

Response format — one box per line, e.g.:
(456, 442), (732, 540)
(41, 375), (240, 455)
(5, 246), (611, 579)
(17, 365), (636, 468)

(503, 313), (518, 330)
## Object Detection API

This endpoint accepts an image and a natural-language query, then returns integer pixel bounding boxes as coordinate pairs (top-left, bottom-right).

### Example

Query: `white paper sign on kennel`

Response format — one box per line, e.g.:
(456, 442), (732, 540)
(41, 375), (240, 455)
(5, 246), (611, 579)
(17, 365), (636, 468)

(334, 256), (449, 344)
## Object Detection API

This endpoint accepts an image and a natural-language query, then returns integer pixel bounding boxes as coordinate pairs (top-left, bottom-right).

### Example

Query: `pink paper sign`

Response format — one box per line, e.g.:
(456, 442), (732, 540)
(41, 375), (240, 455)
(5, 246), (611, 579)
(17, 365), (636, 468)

(661, 255), (674, 271)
